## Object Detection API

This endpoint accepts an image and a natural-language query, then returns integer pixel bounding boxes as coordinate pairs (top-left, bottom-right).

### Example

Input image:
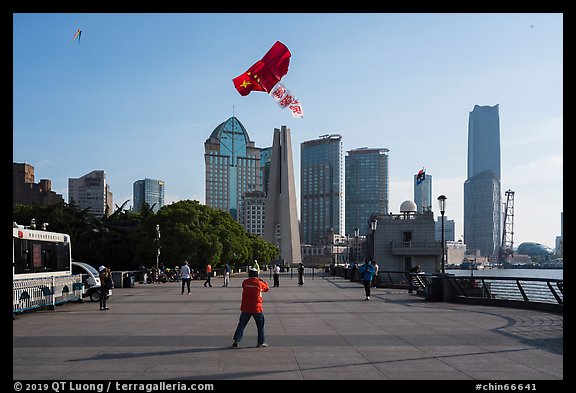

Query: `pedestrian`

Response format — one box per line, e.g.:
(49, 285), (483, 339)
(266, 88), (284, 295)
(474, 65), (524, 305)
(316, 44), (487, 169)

(358, 258), (375, 300)
(408, 265), (422, 293)
(204, 263), (213, 287)
(297, 262), (305, 286)
(232, 267), (270, 348)
(371, 260), (379, 288)
(181, 260), (191, 294)
(223, 262), (231, 287)
(98, 265), (114, 310)
(138, 264), (147, 284)
(273, 264), (280, 287)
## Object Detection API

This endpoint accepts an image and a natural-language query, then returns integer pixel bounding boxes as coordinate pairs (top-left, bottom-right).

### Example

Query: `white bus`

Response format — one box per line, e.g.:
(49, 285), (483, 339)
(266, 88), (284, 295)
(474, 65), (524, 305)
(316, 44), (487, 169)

(13, 222), (83, 313)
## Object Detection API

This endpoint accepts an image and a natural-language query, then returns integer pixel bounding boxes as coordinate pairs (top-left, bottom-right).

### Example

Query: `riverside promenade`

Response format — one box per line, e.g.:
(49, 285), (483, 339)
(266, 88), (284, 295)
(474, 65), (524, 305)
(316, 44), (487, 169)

(13, 272), (563, 381)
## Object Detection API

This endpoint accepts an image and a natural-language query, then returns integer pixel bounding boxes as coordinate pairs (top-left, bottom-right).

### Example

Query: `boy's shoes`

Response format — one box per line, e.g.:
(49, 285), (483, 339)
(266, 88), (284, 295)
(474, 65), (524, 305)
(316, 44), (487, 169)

(257, 343), (268, 348)
(232, 341), (238, 348)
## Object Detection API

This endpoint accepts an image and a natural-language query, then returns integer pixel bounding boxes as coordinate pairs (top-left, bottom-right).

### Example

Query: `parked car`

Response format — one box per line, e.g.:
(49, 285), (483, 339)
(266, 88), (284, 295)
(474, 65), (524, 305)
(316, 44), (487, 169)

(72, 261), (111, 302)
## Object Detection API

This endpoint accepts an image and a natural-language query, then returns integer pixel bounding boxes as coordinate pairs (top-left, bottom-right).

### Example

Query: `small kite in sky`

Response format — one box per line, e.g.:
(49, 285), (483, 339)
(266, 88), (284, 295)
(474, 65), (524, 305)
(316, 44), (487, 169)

(232, 41), (303, 118)
(72, 28), (82, 42)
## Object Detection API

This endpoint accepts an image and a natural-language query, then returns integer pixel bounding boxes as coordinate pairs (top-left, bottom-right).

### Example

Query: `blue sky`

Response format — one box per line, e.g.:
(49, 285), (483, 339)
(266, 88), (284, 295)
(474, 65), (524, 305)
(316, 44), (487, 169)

(13, 13), (563, 249)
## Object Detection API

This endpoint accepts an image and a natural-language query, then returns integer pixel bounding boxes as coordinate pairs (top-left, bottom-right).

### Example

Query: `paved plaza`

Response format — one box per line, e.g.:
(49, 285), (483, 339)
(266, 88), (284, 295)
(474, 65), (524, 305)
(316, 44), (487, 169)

(13, 272), (563, 381)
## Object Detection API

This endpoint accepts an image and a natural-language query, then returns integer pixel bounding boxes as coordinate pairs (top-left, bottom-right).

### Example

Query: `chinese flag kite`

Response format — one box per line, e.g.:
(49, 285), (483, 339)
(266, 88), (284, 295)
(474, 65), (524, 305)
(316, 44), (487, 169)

(233, 41), (303, 118)
(72, 28), (82, 42)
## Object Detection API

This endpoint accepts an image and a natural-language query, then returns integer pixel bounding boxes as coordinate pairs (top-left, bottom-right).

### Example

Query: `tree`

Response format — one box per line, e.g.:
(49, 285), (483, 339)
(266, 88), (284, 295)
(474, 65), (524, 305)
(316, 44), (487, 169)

(13, 199), (280, 272)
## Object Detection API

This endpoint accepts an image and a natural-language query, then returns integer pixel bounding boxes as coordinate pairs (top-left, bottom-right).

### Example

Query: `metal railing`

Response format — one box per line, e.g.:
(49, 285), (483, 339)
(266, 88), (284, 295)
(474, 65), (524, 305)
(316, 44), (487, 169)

(13, 275), (83, 314)
(329, 267), (563, 312)
(446, 275), (563, 306)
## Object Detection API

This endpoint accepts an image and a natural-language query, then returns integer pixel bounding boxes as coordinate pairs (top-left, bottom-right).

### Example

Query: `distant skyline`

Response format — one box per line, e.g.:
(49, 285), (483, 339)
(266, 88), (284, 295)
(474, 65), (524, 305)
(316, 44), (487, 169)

(13, 13), (563, 249)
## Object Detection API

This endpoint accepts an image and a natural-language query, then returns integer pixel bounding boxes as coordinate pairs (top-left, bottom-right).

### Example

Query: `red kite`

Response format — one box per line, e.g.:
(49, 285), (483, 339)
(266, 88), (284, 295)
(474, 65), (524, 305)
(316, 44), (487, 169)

(72, 28), (82, 42)
(233, 41), (303, 118)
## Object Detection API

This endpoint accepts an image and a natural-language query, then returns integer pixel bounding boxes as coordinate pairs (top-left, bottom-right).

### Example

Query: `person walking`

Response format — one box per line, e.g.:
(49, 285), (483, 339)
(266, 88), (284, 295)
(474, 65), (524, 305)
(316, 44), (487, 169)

(272, 264), (280, 287)
(204, 263), (213, 287)
(181, 260), (191, 294)
(297, 263), (305, 286)
(371, 260), (379, 288)
(98, 265), (114, 310)
(232, 267), (270, 348)
(358, 258), (375, 300)
(223, 262), (231, 287)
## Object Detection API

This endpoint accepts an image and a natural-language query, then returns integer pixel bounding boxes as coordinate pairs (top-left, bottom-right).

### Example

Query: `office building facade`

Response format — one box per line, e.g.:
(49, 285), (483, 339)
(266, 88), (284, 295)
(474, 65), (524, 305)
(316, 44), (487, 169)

(238, 190), (267, 237)
(345, 148), (389, 237)
(68, 170), (113, 219)
(300, 134), (343, 245)
(133, 178), (165, 213)
(414, 173), (432, 214)
(13, 162), (64, 207)
(204, 117), (261, 220)
(464, 104), (502, 257)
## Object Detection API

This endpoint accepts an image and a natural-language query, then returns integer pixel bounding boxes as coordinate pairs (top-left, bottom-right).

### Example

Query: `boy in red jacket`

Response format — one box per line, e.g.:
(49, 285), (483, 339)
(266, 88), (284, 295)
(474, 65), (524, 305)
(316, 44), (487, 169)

(232, 268), (270, 348)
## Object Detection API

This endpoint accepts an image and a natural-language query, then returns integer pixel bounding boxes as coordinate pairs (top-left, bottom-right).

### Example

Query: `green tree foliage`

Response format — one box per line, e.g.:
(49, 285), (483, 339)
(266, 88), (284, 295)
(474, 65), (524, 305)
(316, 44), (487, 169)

(13, 200), (279, 272)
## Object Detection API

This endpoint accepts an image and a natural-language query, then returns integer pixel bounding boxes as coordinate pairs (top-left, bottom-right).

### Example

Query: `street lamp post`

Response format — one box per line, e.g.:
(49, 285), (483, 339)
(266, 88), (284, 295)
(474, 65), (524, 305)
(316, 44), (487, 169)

(437, 195), (447, 274)
(155, 224), (161, 270)
(370, 219), (378, 261)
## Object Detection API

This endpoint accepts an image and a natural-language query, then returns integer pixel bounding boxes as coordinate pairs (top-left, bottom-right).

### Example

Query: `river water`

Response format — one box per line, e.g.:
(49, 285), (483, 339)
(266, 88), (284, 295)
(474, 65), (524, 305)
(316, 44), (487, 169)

(446, 268), (563, 280)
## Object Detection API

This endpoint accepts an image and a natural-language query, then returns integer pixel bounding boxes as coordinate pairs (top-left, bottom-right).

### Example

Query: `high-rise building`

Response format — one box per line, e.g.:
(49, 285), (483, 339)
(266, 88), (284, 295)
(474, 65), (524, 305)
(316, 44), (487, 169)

(263, 126), (301, 265)
(238, 190), (267, 237)
(414, 173), (432, 214)
(68, 170), (113, 219)
(464, 104), (502, 257)
(435, 216), (455, 242)
(13, 162), (64, 206)
(133, 178), (165, 213)
(345, 148), (389, 237)
(301, 134), (343, 245)
(204, 117), (261, 220)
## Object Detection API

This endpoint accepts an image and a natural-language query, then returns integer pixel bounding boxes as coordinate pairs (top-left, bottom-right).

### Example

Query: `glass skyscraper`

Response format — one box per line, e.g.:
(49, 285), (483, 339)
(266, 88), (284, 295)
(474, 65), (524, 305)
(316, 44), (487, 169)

(464, 104), (502, 257)
(301, 134), (343, 245)
(133, 178), (165, 213)
(345, 148), (389, 237)
(414, 173), (432, 214)
(204, 117), (261, 220)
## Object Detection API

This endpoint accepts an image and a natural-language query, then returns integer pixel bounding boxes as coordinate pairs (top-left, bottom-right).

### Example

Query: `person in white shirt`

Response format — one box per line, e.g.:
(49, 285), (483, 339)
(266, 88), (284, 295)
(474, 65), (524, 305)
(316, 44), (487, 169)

(371, 261), (379, 288)
(181, 261), (191, 294)
(273, 264), (281, 287)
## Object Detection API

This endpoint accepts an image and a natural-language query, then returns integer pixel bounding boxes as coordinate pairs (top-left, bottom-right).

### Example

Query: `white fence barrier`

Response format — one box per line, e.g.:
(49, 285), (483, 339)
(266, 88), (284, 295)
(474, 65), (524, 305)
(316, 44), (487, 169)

(13, 275), (83, 313)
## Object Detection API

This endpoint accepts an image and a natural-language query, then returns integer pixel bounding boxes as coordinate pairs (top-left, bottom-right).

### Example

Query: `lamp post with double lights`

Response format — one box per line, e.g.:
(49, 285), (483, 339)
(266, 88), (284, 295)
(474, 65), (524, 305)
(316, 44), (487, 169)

(437, 195), (447, 274)
(155, 224), (161, 270)
(370, 219), (378, 261)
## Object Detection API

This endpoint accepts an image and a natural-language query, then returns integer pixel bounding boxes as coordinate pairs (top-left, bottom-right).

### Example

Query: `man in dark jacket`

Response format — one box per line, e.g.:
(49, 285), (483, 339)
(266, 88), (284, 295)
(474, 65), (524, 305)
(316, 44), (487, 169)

(232, 268), (270, 348)
(358, 258), (375, 300)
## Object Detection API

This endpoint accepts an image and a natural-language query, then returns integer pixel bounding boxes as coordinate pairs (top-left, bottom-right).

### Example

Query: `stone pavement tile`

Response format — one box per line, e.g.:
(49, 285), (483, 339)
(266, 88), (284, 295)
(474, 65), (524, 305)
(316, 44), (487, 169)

(481, 347), (563, 378)
(438, 351), (542, 373)
(301, 364), (388, 380)
(384, 370), (472, 380)
(13, 279), (563, 381)
(222, 346), (301, 380)
(356, 347), (473, 380)
(291, 346), (368, 367)
(466, 371), (560, 380)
